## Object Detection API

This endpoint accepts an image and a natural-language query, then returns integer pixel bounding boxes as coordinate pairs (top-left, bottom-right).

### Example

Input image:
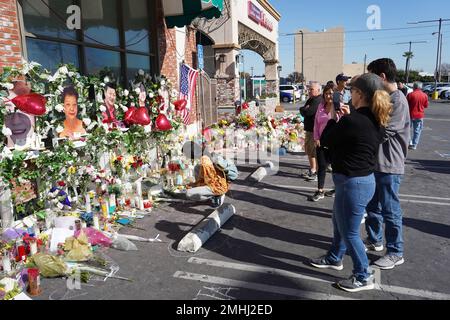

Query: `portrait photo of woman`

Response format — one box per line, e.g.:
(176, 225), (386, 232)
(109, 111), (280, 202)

(59, 86), (86, 139)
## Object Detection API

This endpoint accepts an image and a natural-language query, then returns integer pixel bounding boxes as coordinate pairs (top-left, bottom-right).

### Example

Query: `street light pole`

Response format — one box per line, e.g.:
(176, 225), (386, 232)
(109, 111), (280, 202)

(284, 31), (304, 83)
(409, 18), (450, 95)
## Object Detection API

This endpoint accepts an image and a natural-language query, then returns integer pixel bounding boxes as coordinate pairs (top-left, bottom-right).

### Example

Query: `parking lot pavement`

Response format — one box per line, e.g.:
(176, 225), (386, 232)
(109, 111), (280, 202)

(35, 101), (450, 300)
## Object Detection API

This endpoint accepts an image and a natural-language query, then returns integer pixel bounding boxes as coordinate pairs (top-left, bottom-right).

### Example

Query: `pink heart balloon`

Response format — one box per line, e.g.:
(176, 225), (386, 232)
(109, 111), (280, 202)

(155, 114), (172, 131)
(132, 107), (151, 126)
(11, 93), (47, 116)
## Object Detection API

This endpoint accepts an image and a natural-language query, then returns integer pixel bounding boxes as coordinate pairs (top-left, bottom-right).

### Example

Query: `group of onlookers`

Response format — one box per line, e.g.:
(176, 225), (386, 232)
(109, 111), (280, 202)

(298, 58), (430, 292)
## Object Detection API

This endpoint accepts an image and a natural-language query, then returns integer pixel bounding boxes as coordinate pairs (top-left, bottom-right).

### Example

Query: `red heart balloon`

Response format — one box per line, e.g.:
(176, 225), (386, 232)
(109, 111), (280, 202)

(132, 107), (151, 126)
(202, 127), (212, 142)
(11, 93), (47, 116)
(174, 99), (187, 111)
(124, 106), (137, 124)
(155, 114), (172, 131)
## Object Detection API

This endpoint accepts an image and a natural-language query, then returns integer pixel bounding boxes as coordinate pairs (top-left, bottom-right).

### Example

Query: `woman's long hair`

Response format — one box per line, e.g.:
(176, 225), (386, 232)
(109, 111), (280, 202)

(371, 90), (392, 127)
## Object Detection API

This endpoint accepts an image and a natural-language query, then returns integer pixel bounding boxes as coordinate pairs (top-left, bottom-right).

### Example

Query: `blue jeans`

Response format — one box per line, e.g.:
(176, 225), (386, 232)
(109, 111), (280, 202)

(365, 172), (404, 256)
(410, 118), (424, 147)
(327, 173), (375, 281)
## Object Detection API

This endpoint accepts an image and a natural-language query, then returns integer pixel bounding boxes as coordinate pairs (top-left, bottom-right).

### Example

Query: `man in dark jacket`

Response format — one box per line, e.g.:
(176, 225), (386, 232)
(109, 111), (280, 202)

(300, 82), (323, 181)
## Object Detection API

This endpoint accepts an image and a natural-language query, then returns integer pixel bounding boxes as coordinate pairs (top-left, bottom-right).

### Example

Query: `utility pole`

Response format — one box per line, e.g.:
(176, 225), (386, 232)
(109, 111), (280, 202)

(409, 18), (450, 96)
(363, 54), (367, 74)
(395, 41), (427, 83)
(284, 31), (304, 84)
(439, 33), (443, 82)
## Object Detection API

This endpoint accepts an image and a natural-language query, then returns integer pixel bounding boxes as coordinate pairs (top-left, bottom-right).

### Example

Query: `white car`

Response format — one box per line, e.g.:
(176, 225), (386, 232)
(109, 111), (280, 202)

(444, 90), (450, 100)
(279, 85), (301, 101)
(436, 86), (450, 99)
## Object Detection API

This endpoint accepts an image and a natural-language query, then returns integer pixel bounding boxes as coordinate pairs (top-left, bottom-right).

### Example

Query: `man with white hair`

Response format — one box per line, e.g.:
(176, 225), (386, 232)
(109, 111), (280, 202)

(300, 81), (323, 181)
(407, 82), (429, 150)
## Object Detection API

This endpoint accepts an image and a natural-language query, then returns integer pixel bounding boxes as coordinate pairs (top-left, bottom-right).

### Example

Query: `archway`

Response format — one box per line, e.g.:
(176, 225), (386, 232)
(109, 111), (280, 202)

(238, 23), (279, 97)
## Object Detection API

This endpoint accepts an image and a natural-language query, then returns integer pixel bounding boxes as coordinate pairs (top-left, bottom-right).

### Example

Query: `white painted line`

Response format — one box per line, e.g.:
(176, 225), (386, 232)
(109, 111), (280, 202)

(377, 284), (450, 300)
(187, 257), (450, 300)
(426, 118), (450, 122)
(173, 271), (354, 300)
(258, 184), (450, 203)
(188, 257), (335, 284)
(401, 200), (450, 206)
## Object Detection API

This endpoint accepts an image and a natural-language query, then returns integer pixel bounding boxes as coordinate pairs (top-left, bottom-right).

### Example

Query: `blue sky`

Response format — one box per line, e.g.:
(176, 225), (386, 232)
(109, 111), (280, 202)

(243, 0), (450, 78)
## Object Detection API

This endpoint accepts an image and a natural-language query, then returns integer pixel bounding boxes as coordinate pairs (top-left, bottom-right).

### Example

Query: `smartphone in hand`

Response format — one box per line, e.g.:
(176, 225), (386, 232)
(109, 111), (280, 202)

(333, 92), (342, 111)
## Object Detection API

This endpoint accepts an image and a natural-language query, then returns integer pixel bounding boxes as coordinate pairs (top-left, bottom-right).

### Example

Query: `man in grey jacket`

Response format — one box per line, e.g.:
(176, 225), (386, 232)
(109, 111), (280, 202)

(365, 58), (411, 270)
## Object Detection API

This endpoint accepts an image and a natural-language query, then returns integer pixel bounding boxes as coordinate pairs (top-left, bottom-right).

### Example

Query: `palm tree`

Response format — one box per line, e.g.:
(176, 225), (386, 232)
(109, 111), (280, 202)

(403, 51), (414, 83)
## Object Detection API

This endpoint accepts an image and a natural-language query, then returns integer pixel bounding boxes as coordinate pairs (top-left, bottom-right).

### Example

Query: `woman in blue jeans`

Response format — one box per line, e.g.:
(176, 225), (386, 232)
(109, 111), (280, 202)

(309, 73), (393, 293)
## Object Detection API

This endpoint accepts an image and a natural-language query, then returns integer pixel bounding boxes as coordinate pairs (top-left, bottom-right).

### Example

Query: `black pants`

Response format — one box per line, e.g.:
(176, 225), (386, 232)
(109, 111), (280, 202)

(316, 146), (330, 190)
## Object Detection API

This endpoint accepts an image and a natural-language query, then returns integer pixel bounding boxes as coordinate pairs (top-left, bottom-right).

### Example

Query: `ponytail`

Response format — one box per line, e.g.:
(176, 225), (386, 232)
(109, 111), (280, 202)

(371, 90), (392, 127)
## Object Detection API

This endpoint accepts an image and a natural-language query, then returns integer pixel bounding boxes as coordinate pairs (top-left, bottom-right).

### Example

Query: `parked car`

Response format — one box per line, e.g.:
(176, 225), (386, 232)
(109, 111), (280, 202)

(444, 90), (450, 100)
(279, 85), (301, 102)
(280, 91), (294, 103)
(436, 86), (450, 99)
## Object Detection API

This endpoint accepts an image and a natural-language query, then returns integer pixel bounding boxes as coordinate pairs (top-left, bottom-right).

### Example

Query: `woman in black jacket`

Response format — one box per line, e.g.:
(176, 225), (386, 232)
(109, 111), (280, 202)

(309, 73), (392, 293)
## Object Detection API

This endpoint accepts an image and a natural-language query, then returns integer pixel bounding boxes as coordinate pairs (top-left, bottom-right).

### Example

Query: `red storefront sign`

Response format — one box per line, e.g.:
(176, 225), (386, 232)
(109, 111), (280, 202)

(248, 1), (273, 32)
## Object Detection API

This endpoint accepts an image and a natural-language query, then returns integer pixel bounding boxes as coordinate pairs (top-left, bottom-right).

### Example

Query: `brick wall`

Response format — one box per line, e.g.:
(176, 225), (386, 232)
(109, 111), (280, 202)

(0, 0), (23, 71)
(184, 27), (198, 125)
(157, 0), (177, 87)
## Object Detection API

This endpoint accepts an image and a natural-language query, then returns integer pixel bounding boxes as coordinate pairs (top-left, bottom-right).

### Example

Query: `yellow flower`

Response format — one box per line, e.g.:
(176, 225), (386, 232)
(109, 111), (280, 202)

(68, 166), (77, 175)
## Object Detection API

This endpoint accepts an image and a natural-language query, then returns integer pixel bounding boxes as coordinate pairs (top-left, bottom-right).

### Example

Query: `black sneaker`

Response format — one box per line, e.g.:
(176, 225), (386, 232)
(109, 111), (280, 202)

(309, 191), (325, 202)
(337, 274), (375, 293)
(324, 189), (335, 197)
(300, 170), (312, 179)
(305, 172), (318, 182)
(310, 256), (343, 271)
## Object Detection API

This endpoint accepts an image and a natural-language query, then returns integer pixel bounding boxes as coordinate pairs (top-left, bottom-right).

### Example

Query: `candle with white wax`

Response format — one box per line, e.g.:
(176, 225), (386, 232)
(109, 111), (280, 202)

(2, 254), (12, 273)
(136, 180), (142, 197)
(30, 240), (38, 255)
(93, 214), (100, 230)
(109, 194), (116, 214)
(85, 193), (92, 213)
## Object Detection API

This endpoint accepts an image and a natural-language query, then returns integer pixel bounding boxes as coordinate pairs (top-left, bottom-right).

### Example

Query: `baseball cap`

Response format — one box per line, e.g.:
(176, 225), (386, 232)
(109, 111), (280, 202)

(336, 73), (351, 83)
(350, 73), (384, 101)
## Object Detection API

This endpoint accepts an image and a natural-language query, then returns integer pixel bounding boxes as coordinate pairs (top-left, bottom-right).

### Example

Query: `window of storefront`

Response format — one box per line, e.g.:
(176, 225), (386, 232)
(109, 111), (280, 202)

(20, 0), (157, 85)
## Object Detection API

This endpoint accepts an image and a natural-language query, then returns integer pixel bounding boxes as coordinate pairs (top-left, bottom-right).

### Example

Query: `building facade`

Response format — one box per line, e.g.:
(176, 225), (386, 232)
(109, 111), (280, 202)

(0, 0), (202, 127)
(343, 62), (366, 78)
(196, 0), (281, 108)
(294, 27), (345, 85)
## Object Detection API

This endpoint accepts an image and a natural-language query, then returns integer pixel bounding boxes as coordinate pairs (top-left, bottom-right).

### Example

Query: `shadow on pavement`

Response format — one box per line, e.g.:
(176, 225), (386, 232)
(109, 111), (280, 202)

(410, 159), (450, 174)
(228, 189), (332, 219)
(404, 217), (450, 239)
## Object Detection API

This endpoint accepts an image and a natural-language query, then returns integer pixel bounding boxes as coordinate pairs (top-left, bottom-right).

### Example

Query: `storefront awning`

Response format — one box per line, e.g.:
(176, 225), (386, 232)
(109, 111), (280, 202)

(164, 0), (224, 28)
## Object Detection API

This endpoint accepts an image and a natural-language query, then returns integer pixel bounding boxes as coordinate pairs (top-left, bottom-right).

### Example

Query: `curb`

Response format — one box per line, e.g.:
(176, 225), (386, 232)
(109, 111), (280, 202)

(177, 204), (236, 253)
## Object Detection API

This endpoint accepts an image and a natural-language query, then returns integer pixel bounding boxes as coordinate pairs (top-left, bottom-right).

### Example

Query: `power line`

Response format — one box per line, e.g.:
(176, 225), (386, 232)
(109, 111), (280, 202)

(281, 23), (450, 36)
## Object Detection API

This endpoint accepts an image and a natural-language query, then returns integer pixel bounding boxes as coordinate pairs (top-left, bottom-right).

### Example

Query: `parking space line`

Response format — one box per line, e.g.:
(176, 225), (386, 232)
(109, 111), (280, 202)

(188, 257), (334, 284)
(253, 184), (450, 204)
(173, 271), (354, 300)
(187, 258), (450, 300)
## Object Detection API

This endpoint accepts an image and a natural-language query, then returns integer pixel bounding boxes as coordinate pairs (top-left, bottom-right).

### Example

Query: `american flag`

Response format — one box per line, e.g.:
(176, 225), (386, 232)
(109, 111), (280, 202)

(178, 64), (199, 125)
